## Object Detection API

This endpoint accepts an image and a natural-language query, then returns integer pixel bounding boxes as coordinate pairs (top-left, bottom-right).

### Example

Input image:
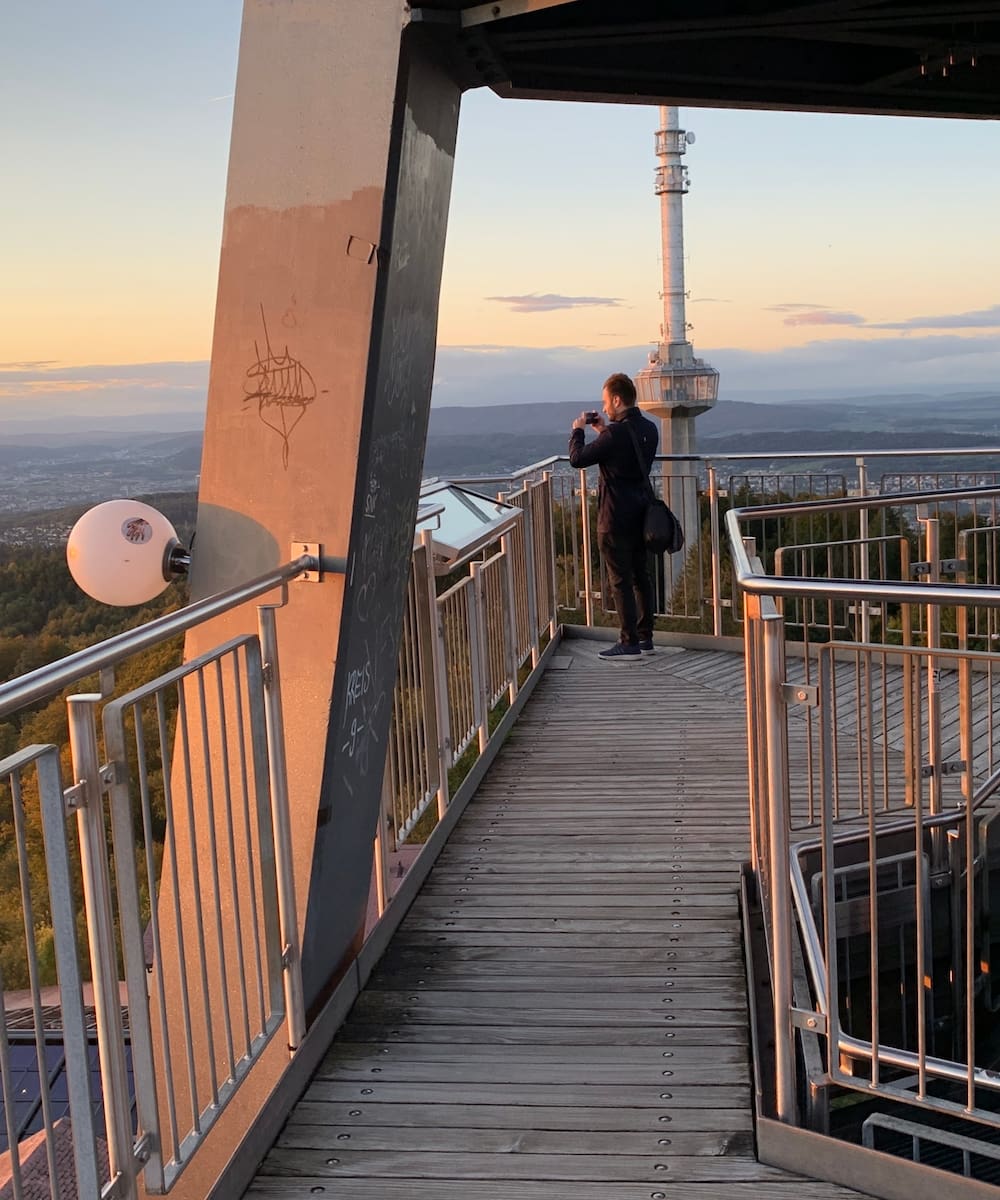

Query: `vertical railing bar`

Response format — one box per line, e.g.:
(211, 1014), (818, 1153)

(10, 768), (63, 1200)
(195, 668), (236, 1089)
(399, 599), (416, 836)
(414, 575), (429, 814)
(865, 657), (880, 1089)
(229, 651), (268, 1031)
(256, 606), (305, 1051)
(421, 534), (451, 815)
(32, 747), (104, 1200)
(0, 973), (25, 1197)
(830, 655), (841, 821)
(469, 563), (488, 751)
(762, 611), (795, 1123)
(914, 712), (928, 1101)
(880, 652), (890, 811)
(502, 541), (519, 704)
(127, 702), (178, 1174)
(854, 653), (864, 816)
(820, 651), (841, 1067)
(175, 680), (217, 1118)
(413, 566), (434, 815)
(213, 655), (253, 1061)
(705, 458), (720, 638)
(579, 468), (594, 628)
(395, 586), (413, 834)
(152, 690), (191, 1164)
(522, 492), (540, 665)
(544, 474), (559, 634)
(394, 673), (408, 842)
(66, 695), (138, 1200)
(967, 787), (977, 1113)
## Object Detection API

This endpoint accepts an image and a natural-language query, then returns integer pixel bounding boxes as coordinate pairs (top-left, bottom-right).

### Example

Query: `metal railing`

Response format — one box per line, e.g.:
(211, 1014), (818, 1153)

(462, 446), (1000, 642)
(0, 562), (309, 1198)
(7, 446), (1000, 1193)
(373, 476), (558, 907)
(727, 479), (1000, 1147)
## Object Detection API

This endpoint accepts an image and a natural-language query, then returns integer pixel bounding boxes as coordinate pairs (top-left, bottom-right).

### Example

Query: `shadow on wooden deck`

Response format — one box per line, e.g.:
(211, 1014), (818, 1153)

(245, 638), (872, 1200)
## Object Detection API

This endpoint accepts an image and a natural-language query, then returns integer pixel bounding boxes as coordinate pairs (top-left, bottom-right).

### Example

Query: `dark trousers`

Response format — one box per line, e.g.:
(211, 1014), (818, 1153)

(599, 529), (654, 646)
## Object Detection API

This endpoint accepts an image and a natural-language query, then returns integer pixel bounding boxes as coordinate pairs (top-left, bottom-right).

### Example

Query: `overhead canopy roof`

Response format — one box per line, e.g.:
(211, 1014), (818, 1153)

(416, 1), (1000, 120)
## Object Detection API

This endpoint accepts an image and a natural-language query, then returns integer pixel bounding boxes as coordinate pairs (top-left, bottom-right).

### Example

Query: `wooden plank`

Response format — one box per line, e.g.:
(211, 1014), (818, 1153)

(323, 1042), (748, 1065)
(302, 1081), (749, 1108)
(314, 1056), (747, 1085)
(348, 1001), (748, 1027)
(256, 1147), (796, 1182)
(247, 1178), (866, 1199)
(275, 1124), (753, 1155)
(367, 973), (744, 993)
(376, 947), (744, 972)
(286, 1099), (753, 1133)
(357, 986), (746, 1010)
(337, 1023), (749, 1047)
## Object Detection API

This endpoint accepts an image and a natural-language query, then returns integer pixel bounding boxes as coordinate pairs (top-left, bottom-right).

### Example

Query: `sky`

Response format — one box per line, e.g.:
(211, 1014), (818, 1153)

(2, 2), (999, 428)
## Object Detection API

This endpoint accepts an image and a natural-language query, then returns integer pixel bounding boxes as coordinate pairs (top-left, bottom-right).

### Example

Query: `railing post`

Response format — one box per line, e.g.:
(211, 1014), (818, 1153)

(856, 456), (871, 643)
(67, 694), (140, 1200)
(579, 468), (595, 628)
(257, 603), (305, 1052)
(420, 530), (452, 817)
(761, 613), (797, 1124)
(543, 471), (558, 638)
(919, 512), (944, 820)
(373, 762), (393, 918)
(708, 462), (723, 637)
(501, 534), (520, 706)
(521, 489), (541, 667)
(956, 532), (974, 808)
(27, 747), (105, 1200)
(469, 561), (490, 752)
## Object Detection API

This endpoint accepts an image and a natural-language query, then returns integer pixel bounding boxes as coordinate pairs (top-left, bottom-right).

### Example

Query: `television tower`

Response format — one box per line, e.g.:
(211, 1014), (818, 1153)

(636, 107), (719, 542)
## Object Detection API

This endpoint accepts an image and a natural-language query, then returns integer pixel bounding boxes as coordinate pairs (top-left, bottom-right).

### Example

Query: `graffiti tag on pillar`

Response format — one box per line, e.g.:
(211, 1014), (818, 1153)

(243, 304), (319, 468)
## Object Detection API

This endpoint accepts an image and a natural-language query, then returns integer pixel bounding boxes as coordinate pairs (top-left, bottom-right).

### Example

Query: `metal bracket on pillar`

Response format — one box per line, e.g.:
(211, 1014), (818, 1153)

(782, 683), (818, 708)
(290, 542), (348, 583)
(791, 1007), (828, 1036)
(292, 542), (321, 582)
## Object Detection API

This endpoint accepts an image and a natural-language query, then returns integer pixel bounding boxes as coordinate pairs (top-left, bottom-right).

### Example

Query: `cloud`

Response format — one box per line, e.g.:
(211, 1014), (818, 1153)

(486, 293), (625, 313)
(782, 310), (867, 327)
(689, 297), (732, 304)
(0, 361), (209, 429)
(766, 303), (829, 312)
(868, 304), (1000, 331)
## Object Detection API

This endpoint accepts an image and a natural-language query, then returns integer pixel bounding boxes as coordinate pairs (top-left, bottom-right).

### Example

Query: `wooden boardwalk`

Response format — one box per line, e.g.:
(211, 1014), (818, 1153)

(246, 641), (872, 1199)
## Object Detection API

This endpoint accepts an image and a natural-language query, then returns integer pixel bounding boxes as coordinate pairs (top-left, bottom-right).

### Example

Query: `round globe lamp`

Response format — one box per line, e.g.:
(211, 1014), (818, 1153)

(67, 500), (186, 606)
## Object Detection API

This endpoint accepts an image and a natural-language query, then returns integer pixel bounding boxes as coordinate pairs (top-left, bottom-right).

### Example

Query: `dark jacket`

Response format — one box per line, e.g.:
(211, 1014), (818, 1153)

(568, 406), (659, 535)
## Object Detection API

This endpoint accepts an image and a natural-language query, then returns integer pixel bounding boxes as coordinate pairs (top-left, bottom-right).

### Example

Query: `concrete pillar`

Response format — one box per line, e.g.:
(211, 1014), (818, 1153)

(164, 5), (461, 1193)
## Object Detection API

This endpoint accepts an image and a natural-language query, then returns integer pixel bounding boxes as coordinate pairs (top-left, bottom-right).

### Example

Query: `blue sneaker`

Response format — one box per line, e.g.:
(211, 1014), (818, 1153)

(598, 642), (641, 662)
(638, 640), (656, 655)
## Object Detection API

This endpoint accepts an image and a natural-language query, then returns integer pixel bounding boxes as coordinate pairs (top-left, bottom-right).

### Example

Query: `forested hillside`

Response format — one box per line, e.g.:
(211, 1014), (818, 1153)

(0, 495), (196, 987)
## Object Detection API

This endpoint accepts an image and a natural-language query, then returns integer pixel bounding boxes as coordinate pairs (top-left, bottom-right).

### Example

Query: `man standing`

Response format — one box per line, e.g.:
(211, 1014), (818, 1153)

(569, 372), (659, 661)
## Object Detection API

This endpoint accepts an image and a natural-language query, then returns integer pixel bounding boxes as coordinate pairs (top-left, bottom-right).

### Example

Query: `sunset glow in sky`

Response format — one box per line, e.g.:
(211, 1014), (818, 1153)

(2, 2), (999, 419)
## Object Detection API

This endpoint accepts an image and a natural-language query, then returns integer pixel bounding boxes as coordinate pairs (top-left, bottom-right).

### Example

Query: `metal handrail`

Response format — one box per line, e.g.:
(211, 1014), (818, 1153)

(450, 446), (1000, 488)
(727, 484), (1000, 608)
(0, 555), (319, 716)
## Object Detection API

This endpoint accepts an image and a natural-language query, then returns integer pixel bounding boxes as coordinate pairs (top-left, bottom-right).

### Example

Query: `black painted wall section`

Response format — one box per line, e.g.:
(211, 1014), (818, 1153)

(300, 30), (461, 1012)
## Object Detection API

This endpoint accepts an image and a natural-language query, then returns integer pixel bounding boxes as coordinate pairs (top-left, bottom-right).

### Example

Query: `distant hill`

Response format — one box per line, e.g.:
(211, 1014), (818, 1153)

(424, 392), (1000, 476)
